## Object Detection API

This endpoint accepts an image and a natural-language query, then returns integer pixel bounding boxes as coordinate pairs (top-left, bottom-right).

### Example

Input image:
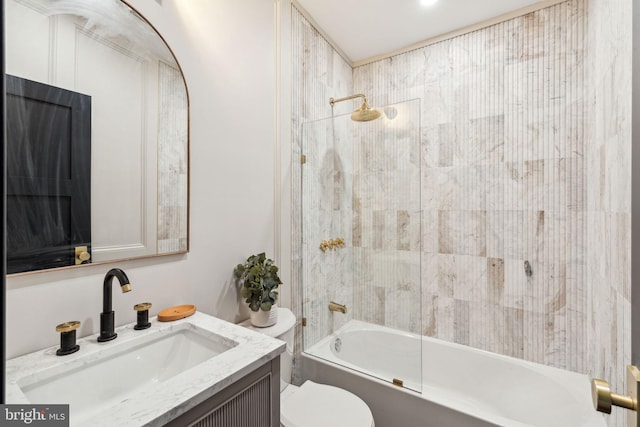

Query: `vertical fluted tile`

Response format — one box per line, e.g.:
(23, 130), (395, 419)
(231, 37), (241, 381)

(293, 4), (630, 421)
(349, 0), (613, 379)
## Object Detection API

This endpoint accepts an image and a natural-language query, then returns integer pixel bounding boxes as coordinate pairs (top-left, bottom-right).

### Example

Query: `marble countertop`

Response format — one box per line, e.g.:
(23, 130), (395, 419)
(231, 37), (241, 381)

(6, 311), (285, 426)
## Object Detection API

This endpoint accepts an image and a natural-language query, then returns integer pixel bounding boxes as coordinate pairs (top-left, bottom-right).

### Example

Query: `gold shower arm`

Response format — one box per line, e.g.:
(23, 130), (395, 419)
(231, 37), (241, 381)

(329, 93), (367, 107)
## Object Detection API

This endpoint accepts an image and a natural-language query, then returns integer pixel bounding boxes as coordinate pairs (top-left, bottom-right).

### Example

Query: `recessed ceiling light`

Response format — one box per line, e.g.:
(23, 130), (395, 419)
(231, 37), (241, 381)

(420, 0), (438, 6)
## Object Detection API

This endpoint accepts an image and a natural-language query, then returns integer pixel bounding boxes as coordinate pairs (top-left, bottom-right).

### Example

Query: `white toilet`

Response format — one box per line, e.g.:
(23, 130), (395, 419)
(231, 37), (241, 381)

(240, 307), (375, 427)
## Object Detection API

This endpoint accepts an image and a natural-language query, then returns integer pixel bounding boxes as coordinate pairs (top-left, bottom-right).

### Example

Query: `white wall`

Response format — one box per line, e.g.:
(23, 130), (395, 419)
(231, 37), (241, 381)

(6, 0), (279, 359)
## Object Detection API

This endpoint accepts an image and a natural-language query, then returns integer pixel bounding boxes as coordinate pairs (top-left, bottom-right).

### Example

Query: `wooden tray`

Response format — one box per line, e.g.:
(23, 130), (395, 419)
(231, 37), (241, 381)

(157, 304), (196, 322)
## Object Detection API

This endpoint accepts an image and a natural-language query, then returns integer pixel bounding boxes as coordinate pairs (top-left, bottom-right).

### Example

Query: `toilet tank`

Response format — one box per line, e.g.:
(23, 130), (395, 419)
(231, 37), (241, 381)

(238, 307), (296, 391)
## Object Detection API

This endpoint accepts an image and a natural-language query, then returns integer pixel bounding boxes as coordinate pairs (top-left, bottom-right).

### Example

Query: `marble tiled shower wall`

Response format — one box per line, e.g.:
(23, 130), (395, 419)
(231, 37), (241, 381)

(292, 1), (632, 421)
(300, 116), (355, 349)
(290, 6), (354, 364)
(351, 100), (422, 334)
(354, 0), (591, 371)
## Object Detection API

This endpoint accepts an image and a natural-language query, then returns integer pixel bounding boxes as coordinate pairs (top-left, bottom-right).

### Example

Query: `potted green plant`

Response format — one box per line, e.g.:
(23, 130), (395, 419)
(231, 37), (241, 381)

(234, 252), (283, 327)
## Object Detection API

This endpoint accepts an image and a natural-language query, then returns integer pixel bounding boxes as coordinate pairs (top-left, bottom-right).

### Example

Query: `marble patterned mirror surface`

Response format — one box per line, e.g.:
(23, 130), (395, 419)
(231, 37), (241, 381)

(6, 0), (189, 275)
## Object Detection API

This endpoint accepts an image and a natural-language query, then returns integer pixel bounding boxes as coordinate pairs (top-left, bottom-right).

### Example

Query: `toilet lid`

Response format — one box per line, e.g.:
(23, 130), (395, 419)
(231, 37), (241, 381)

(281, 381), (373, 427)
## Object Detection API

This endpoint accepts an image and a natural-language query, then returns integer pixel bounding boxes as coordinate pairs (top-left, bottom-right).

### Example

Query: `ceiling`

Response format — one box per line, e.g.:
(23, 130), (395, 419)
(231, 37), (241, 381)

(295, 0), (545, 64)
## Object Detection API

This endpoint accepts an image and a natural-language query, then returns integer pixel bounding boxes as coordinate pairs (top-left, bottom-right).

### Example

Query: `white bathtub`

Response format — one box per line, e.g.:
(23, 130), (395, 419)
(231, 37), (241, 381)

(302, 320), (606, 427)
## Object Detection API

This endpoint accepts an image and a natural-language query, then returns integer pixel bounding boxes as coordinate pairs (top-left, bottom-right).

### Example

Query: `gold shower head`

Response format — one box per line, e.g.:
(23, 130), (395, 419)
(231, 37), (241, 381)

(329, 94), (381, 122)
(350, 99), (382, 122)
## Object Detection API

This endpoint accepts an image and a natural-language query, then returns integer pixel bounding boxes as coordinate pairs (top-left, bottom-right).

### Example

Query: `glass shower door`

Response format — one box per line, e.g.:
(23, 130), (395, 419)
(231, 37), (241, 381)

(301, 98), (422, 392)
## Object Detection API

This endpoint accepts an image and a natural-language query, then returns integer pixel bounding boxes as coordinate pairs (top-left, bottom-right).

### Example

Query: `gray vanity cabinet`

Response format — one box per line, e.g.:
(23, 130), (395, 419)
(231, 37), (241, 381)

(164, 357), (280, 427)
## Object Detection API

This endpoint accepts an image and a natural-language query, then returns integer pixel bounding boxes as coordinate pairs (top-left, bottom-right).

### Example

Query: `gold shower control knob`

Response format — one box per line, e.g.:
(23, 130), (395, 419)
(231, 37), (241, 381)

(592, 378), (637, 414)
(55, 321), (81, 333)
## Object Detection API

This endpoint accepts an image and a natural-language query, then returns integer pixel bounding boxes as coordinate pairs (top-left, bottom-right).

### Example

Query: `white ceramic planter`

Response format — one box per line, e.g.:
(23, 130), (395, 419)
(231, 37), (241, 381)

(250, 304), (278, 327)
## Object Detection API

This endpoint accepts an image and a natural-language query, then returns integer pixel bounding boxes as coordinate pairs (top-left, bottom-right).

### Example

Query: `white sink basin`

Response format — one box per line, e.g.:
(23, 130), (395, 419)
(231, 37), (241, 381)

(16, 324), (236, 424)
(6, 312), (285, 426)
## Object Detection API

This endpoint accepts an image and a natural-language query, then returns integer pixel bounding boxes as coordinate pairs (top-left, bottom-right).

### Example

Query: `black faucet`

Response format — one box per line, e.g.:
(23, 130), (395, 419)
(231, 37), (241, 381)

(98, 268), (132, 342)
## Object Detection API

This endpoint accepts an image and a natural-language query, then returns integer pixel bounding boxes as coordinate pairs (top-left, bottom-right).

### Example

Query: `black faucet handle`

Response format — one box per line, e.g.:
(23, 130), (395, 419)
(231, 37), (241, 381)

(55, 321), (81, 356)
(134, 302), (152, 330)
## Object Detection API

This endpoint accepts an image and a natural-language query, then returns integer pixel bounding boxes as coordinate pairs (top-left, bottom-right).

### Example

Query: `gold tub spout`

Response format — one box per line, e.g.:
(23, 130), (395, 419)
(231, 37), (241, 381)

(329, 301), (347, 314)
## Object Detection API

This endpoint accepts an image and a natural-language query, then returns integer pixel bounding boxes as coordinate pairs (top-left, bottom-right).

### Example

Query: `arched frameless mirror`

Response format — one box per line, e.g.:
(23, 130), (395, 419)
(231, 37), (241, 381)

(5, 0), (189, 275)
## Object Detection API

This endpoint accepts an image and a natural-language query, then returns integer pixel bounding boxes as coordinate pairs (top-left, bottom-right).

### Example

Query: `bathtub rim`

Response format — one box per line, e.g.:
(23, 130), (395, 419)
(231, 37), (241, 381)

(302, 320), (607, 427)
